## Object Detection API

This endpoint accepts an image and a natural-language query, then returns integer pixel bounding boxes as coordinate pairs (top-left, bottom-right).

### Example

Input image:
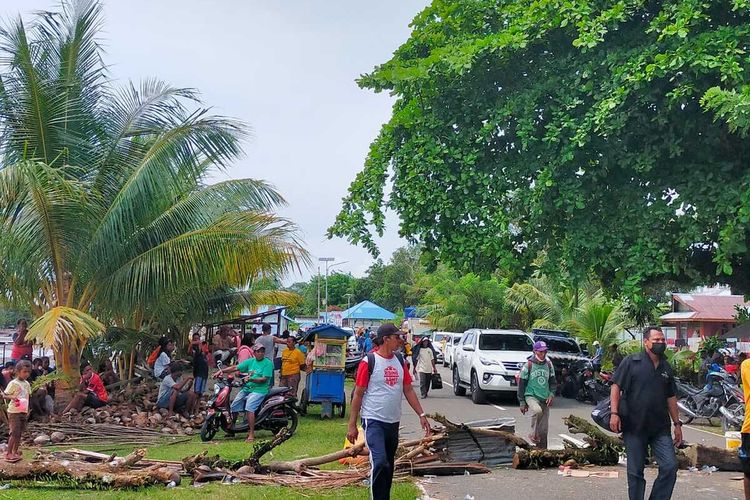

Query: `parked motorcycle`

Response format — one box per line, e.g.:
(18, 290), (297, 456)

(567, 359), (611, 404)
(200, 368), (299, 442)
(719, 383), (745, 432)
(677, 371), (738, 425)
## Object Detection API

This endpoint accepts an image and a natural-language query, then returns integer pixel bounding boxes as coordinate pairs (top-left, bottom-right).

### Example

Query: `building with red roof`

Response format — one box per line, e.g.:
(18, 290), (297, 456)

(660, 291), (750, 342)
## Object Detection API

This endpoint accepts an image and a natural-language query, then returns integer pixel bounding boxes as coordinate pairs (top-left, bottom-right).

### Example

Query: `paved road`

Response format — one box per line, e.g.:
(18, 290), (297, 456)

(400, 364), (735, 500)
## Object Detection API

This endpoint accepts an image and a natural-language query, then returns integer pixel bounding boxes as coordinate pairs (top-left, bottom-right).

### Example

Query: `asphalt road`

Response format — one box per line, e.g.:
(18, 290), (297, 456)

(399, 364), (736, 500)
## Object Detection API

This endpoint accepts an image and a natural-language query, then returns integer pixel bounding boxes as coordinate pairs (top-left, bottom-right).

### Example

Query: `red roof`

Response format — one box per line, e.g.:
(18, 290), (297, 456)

(667, 293), (750, 322)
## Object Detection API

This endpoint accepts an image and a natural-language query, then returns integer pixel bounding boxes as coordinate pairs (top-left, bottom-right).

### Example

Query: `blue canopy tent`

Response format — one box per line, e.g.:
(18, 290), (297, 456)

(340, 300), (396, 328)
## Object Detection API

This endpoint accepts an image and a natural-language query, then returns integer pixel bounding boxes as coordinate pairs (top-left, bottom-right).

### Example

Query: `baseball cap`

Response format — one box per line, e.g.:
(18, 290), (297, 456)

(252, 343), (266, 351)
(533, 340), (548, 352)
(376, 323), (400, 341)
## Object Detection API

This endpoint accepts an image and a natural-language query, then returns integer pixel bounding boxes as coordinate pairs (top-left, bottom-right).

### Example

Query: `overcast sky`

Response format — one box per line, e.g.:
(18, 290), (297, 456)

(3, 0), (428, 283)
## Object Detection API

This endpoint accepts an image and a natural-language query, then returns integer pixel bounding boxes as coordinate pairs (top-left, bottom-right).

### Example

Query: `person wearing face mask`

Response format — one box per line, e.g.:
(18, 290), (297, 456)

(517, 341), (556, 448)
(610, 326), (681, 500)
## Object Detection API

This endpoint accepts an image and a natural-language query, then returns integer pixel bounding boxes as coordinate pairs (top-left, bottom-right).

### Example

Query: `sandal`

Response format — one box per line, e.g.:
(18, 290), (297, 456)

(5, 455), (21, 463)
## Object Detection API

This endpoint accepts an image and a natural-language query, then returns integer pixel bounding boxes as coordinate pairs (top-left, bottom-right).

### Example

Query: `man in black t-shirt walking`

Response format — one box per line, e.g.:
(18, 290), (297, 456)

(610, 326), (682, 500)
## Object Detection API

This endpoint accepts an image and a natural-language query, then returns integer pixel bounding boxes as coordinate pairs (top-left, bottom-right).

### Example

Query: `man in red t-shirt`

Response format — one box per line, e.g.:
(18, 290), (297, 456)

(347, 323), (431, 500)
(63, 364), (109, 414)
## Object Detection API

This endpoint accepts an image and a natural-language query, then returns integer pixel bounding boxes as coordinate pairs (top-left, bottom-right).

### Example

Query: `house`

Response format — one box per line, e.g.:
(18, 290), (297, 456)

(660, 292), (750, 344)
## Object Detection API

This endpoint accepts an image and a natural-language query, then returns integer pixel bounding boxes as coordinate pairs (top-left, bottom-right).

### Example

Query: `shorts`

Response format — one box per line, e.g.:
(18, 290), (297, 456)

(157, 391), (188, 410)
(8, 412), (28, 443)
(194, 376), (207, 394)
(230, 390), (266, 413)
(85, 392), (107, 409)
(739, 433), (750, 477)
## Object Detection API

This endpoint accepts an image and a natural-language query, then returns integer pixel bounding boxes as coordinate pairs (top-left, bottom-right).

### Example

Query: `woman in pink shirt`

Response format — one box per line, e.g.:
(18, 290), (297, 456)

(236, 333), (255, 363)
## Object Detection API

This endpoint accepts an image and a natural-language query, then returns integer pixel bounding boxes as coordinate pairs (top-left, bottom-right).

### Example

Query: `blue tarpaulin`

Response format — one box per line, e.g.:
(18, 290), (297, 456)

(341, 300), (396, 321)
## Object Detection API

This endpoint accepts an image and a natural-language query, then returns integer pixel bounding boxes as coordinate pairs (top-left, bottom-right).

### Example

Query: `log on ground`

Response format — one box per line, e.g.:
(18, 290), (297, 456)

(681, 444), (741, 472)
(513, 448), (619, 470)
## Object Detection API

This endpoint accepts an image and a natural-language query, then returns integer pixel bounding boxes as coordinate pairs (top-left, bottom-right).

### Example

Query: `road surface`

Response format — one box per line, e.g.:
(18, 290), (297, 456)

(399, 364), (737, 500)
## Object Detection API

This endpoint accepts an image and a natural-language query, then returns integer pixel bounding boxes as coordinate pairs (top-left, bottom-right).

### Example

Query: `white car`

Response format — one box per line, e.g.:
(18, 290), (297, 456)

(443, 332), (463, 367)
(430, 331), (453, 364)
(451, 329), (534, 404)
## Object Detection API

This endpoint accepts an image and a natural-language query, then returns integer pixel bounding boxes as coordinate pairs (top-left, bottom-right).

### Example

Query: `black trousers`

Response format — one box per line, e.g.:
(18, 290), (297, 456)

(418, 372), (433, 397)
(363, 419), (400, 500)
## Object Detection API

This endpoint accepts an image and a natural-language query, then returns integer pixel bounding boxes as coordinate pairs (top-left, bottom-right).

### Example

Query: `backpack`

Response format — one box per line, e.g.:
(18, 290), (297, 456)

(514, 358), (553, 386)
(146, 346), (161, 367)
(367, 352), (406, 379)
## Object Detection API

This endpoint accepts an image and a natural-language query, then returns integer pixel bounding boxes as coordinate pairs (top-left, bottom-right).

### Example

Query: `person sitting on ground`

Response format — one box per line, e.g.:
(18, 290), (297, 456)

(153, 338), (174, 379)
(0, 362), (15, 391)
(157, 362), (197, 417)
(98, 359), (120, 387)
(280, 336), (306, 398)
(211, 326), (238, 365)
(191, 335), (209, 405)
(236, 333), (255, 363)
(29, 358), (44, 383)
(41, 356), (53, 374)
(63, 363), (109, 414)
(216, 343), (273, 442)
(11, 319), (33, 363)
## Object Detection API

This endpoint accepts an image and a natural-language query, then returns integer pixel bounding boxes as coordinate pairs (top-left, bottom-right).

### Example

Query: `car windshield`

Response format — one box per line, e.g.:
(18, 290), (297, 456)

(536, 336), (581, 354)
(479, 334), (533, 351)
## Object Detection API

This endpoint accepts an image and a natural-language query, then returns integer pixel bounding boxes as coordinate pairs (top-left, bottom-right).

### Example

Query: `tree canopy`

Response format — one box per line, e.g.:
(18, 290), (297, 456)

(330, 0), (750, 295)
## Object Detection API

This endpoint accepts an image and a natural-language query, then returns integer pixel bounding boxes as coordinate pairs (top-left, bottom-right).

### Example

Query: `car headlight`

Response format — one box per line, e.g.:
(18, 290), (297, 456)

(479, 356), (500, 366)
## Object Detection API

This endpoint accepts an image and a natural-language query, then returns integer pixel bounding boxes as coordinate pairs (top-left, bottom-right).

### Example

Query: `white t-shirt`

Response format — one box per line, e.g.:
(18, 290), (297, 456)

(154, 351), (170, 378)
(416, 347), (434, 374)
(358, 354), (407, 424)
(157, 374), (176, 403)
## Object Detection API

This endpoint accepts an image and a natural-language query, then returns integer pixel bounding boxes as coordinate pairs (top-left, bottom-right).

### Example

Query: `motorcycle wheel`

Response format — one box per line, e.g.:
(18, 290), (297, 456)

(200, 414), (219, 442)
(722, 403), (743, 433)
(678, 398), (696, 425)
(282, 405), (299, 436)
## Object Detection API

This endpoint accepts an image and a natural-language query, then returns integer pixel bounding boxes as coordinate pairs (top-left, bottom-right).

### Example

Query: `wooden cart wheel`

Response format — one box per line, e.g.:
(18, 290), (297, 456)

(338, 398), (346, 418)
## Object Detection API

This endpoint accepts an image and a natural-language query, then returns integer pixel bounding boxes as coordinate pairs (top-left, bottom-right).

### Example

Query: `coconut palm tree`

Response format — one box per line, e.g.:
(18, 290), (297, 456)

(0, 1), (307, 380)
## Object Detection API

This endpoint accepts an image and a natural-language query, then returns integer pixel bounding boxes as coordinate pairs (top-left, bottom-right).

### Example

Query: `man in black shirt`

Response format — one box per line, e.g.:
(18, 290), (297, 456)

(610, 326), (682, 500)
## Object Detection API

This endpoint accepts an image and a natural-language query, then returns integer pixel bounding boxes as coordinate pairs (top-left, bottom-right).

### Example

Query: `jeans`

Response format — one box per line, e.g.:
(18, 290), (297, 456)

(418, 372), (433, 397)
(363, 419), (400, 500)
(623, 432), (678, 500)
(525, 396), (549, 448)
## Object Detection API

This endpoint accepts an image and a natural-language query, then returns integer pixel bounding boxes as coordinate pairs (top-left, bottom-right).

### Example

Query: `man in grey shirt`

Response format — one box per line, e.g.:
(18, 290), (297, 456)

(255, 323), (285, 385)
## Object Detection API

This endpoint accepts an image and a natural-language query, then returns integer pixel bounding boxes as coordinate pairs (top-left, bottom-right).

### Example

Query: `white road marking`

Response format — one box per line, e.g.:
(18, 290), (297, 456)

(685, 424), (724, 438)
(442, 379), (507, 410)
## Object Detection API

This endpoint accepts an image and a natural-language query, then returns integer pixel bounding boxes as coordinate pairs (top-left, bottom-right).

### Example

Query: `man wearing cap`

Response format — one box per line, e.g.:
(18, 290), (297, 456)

(216, 342), (274, 442)
(348, 323), (431, 500)
(518, 340), (556, 448)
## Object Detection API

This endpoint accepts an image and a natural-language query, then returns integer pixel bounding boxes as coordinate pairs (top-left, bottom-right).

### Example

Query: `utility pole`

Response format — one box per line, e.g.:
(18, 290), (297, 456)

(319, 257), (334, 323)
(316, 265), (321, 323)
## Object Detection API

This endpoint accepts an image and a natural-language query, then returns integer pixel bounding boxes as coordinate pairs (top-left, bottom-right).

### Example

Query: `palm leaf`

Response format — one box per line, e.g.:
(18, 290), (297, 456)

(27, 306), (104, 349)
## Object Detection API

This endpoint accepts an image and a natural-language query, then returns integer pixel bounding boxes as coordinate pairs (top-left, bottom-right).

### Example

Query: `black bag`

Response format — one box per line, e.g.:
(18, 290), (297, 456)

(431, 373), (443, 390)
(591, 397), (614, 432)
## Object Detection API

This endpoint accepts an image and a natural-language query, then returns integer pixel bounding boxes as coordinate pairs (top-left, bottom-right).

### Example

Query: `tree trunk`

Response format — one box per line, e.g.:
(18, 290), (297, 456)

(681, 444), (741, 472)
(55, 342), (82, 388)
(512, 448), (619, 469)
(265, 442), (367, 473)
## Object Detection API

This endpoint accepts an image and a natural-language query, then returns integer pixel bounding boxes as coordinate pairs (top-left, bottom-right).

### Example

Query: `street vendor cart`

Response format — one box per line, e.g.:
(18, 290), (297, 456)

(299, 324), (347, 418)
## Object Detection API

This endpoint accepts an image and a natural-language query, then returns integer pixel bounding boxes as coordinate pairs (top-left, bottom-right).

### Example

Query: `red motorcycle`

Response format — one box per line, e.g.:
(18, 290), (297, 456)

(200, 369), (299, 442)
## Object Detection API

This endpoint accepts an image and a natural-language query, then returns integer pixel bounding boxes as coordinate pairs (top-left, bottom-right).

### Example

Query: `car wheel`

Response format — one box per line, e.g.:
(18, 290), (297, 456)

(471, 371), (487, 405)
(453, 366), (466, 396)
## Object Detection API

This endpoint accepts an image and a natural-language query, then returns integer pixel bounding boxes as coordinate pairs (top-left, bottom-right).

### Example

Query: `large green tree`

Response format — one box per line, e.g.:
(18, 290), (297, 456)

(330, 0), (750, 295)
(0, 1), (306, 379)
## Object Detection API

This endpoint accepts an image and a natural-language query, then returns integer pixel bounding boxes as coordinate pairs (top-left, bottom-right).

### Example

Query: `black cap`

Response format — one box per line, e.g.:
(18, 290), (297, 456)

(376, 323), (400, 341)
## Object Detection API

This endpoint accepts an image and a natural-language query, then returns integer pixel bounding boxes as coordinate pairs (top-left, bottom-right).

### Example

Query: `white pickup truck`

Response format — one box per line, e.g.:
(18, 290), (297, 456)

(451, 329), (535, 404)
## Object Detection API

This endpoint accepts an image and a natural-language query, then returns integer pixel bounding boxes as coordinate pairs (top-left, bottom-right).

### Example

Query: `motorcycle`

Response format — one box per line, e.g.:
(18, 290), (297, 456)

(200, 368), (299, 442)
(677, 371), (738, 425)
(719, 383), (745, 433)
(569, 359), (611, 404)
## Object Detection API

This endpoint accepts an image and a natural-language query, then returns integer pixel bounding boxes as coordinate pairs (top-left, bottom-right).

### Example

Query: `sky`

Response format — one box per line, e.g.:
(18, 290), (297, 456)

(2, 0), (429, 283)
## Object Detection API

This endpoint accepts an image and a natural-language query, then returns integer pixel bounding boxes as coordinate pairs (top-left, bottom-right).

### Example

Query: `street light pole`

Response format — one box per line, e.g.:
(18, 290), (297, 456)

(319, 257), (334, 323)
(316, 265), (321, 322)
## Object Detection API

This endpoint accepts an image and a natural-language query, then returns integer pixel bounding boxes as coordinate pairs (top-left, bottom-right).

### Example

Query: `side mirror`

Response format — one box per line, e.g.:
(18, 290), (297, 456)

(462, 345), (475, 352)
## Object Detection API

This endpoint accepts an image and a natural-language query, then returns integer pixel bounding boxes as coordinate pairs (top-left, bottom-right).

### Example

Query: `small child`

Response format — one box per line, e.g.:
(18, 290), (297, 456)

(3, 359), (32, 462)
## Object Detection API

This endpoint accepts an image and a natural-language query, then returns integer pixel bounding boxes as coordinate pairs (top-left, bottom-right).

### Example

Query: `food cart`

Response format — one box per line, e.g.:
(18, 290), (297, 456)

(299, 324), (348, 418)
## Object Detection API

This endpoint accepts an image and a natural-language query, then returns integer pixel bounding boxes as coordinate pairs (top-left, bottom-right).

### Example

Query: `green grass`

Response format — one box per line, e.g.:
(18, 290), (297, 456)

(2, 404), (420, 499)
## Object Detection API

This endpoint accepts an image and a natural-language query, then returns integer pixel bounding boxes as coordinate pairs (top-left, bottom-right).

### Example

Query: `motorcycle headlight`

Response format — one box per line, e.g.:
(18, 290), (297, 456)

(479, 356), (500, 366)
